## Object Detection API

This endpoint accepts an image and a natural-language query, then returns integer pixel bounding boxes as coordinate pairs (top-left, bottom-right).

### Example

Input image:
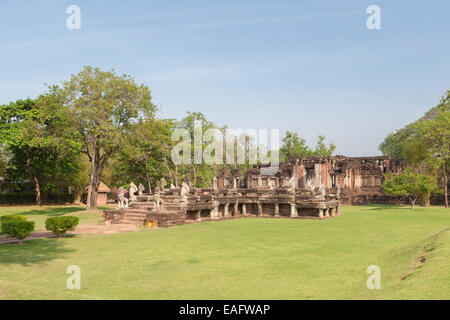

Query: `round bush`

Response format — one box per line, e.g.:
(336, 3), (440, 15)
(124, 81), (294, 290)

(1, 220), (35, 244)
(1, 215), (27, 231)
(45, 216), (79, 237)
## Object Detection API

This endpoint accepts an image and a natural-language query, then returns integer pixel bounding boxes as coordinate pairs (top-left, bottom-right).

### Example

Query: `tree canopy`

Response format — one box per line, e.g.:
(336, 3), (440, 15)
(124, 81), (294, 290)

(380, 90), (449, 207)
(280, 131), (336, 161)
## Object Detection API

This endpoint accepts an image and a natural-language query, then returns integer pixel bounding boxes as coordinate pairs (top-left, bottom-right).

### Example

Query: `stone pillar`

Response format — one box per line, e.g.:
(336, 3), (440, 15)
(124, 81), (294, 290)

(210, 208), (214, 219)
(224, 203), (229, 217)
(257, 203), (263, 217)
(318, 209), (324, 219)
(290, 204), (298, 218)
(234, 203), (239, 216)
(275, 203), (280, 217)
(196, 210), (201, 221)
(324, 208), (330, 217)
(330, 208), (335, 216)
(257, 177), (262, 188)
(242, 203), (247, 216)
(233, 177), (237, 189)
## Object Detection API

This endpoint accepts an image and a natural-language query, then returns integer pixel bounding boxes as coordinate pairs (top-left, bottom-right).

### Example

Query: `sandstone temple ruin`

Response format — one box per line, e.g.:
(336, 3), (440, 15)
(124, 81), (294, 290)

(104, 156), (407, 228)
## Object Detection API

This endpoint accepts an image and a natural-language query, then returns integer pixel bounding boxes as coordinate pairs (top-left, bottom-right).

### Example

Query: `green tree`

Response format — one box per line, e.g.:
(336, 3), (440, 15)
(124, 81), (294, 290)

(0, 99), (79, 205)
(415, 91), (450, 208)
(312, 135), (336, 157)
(380, 90), (449, 208)
(177, 112), (216, 188)
(280, 131), (312, 161)
(280, 132), (335, 161)
(0, 144), (9, 178)
(113, 118), (175, 190)
(383, 168), (440, 209)
(41, 66), (156, 209)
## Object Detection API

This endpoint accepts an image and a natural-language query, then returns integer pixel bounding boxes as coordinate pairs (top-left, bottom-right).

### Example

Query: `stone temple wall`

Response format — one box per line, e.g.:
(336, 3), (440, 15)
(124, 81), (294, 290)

(219, 156), (412, 205)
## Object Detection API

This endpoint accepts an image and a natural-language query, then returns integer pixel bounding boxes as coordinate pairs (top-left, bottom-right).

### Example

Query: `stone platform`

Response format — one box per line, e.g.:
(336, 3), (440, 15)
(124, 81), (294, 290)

(103, 187), (341, 228)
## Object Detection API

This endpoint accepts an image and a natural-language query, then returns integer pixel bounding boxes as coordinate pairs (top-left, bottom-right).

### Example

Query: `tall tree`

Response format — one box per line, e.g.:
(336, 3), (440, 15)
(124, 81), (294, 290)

(312, 135), (336, 157)
(112, 118), (175, 190)
(380, 90), (449, 207)
(415, 91), (450, 208)
(280, 131), (335, 161)
(41, 66), (156, 209)
(0, 98), (79, 205)
(177, 112), (216, 188)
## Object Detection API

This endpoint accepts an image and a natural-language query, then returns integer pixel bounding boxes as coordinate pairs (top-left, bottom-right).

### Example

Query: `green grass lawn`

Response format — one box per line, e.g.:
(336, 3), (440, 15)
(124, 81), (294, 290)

(0, 205), (449, 299)
(0, 205), (106, 233)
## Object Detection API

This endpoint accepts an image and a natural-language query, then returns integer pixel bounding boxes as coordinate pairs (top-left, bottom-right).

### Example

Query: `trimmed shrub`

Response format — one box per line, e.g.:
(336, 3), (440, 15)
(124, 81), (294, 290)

(45, 216), (79, 237)
(1, 215), (27, 232)
(1, 218), (35, 244)
(1, 215), (27, 226)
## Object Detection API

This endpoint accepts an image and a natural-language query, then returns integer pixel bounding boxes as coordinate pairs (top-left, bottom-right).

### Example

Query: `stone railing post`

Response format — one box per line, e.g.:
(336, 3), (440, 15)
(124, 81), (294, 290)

(290, 203), (298, 218)
(318, 209), (324, 219)
(224, 203), (229, 217)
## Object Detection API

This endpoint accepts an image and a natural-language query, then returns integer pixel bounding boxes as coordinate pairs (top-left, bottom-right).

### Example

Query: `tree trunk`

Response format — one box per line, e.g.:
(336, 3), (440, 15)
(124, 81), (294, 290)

(193, 165), (197, 188)
(444, 168), (448, 208)
(25, 148), (41, 206)
(88, 150), (108, 210)
(175, 164), (179, 188)
(162, 156), (173, 186)
(73, 191), (82, 205)
(89, 173), (100, 209)
(86, 148), (96, 209)
(411, 197), (416, 210)
(145, 155), (152, 194)
(33, 177), (41, 206)
(444, 183), (448, 208)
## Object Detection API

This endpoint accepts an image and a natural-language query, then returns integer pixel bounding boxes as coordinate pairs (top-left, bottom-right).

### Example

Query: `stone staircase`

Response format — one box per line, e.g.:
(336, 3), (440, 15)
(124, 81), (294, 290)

(119, 210), (148, 225)
(104, 193), (187, 227)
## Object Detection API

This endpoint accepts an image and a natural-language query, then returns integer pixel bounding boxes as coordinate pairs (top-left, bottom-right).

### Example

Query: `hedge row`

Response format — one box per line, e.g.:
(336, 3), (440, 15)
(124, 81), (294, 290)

(0, 193), (75, 204)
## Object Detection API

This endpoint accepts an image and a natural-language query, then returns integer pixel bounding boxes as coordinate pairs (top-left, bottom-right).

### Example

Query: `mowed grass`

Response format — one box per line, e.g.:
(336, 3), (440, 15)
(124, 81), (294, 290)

(0, 205), (449, 299)
(0, 205), (105, 232)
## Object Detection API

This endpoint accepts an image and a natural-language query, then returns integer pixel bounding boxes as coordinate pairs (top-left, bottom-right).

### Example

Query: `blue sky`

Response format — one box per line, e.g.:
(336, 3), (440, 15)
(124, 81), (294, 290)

(1, 0), (449, 156)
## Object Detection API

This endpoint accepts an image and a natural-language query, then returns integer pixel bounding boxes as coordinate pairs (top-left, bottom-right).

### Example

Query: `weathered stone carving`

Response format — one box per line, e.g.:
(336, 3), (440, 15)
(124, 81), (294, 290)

(268, 180), (275, 189)
(153, 186), (163, 211)
(319, 183), (326, 199)
(117, 187), (129, 209)
(170, 183), (176, 189)
(129, 182), (138, 202)
(306, 179), (315, 193)
(287, 176), (296, 194)
(138, 183), (145, 196)
(160, 178), (167, 191)
(212, 176), (218, 190)
(180, 182), (190, 203)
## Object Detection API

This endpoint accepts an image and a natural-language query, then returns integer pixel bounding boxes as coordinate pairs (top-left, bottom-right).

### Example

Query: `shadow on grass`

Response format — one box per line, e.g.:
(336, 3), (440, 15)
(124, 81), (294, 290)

(11, 207), (86, 217)
(364, 204), (412, 211)
(0, 238), (76, 266)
